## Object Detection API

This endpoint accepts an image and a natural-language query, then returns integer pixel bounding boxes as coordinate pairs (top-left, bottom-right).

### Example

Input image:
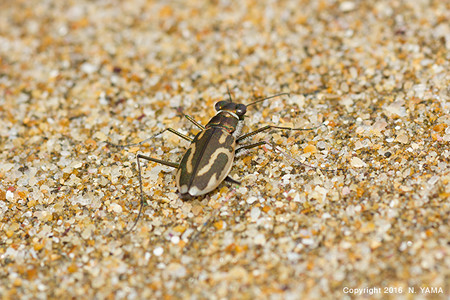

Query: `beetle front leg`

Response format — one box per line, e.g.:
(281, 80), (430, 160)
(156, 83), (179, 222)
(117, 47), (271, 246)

(183, 114), (205, 130)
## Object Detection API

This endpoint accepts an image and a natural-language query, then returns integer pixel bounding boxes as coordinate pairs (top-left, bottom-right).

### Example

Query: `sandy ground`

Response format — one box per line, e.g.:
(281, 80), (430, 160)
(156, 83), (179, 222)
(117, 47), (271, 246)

(0, 0), (449, 299)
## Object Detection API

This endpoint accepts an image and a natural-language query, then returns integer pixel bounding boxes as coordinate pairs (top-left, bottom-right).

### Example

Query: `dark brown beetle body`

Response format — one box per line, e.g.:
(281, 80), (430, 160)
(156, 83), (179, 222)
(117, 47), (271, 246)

(175, 102), (245, 199)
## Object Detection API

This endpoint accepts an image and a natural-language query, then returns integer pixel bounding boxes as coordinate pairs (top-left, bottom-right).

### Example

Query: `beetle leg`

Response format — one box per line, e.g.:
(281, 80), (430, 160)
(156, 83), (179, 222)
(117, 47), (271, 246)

(235, 141), (269, 154)
(161, 128), (193, 142)
(137, 154), (179, 169)
(108, 128), (193, 149)
(184, 114), (205, 130)
(236, 123), (325, 143)
(123, 154), (179, 235)
(225, 176), (241, 185)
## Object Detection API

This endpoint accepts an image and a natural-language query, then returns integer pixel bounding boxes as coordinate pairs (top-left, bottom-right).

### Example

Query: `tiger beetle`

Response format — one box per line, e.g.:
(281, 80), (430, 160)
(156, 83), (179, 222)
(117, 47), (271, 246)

(109, 91), (325, 233)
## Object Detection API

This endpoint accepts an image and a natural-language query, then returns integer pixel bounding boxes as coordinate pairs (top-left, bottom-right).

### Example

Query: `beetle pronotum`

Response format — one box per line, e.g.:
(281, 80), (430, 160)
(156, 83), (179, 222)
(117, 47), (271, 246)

(109, 91), (325, 233)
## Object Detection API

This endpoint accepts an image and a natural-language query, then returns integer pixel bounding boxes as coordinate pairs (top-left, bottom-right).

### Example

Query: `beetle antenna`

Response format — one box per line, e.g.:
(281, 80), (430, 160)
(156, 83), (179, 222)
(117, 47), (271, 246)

(226, 85), (233, 102)
(246, 92), (290, 107)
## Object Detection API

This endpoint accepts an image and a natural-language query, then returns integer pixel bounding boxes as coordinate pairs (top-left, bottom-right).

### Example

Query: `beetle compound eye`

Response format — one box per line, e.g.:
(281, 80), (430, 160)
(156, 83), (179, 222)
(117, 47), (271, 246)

(236, 104), (247, 116)
(215, 100), (228, 111)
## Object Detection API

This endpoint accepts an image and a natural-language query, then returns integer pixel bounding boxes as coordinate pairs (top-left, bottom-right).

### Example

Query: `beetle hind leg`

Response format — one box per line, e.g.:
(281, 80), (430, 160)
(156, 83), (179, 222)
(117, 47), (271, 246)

(123, 154), (179, 235)
(225, 176), (241, 185)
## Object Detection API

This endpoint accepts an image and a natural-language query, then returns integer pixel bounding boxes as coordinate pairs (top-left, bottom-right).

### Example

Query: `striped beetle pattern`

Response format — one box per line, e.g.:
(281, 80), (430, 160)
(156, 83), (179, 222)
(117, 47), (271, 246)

(176, 126), (237, 199)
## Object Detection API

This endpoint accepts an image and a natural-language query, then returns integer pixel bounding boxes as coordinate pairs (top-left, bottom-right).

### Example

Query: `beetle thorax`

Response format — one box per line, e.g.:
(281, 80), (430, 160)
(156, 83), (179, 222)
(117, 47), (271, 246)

(206, 111), (240, 134)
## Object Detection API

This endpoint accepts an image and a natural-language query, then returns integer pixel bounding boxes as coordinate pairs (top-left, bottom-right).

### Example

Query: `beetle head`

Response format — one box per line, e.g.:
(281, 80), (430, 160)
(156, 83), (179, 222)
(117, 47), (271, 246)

(215, 100), (247, 119)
